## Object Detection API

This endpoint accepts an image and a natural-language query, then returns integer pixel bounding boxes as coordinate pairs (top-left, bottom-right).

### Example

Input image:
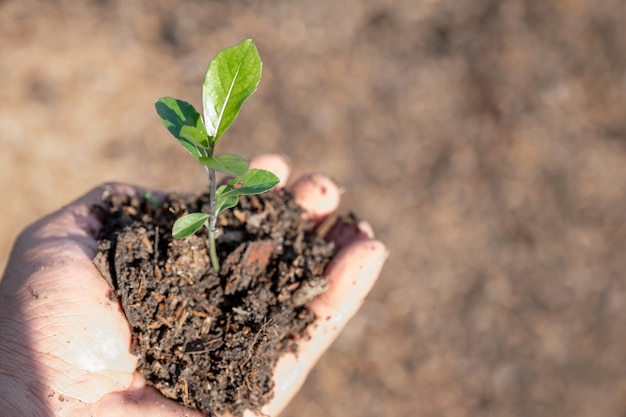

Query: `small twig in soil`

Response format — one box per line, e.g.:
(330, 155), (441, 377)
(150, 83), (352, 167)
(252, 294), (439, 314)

(154, 226), (160, 265)
(240, 319), (273, 369)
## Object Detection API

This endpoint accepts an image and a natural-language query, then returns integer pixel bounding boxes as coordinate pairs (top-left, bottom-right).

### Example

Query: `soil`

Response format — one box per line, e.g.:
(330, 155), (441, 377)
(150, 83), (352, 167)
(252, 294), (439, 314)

(93, 188), (334, 416)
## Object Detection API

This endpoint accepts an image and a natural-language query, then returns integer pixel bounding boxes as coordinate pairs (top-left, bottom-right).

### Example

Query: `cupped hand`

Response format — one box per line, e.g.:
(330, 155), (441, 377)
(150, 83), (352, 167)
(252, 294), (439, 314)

(0, 154), (387, 417)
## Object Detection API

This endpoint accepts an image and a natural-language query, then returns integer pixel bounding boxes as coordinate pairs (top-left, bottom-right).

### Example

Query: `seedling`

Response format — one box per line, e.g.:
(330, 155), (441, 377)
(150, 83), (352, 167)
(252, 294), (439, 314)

(155, 39), (279, 273)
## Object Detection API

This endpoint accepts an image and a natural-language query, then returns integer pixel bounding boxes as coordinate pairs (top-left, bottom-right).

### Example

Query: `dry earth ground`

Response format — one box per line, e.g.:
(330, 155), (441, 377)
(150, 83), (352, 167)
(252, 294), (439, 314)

(1, 0), (626, 416)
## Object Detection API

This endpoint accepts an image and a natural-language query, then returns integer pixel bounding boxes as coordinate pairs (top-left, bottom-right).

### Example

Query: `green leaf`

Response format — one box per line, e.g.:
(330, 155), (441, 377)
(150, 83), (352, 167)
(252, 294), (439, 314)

(180, 125), (210, 150)
(215, 195), (239, 215)
(155, 97), (209, 159)
(172, 212), (209, 238)
(202, 39), (262, 146)
(217, 169), (279, 199)
(143, 192), (163, 208)
(198, 154), (249, 177)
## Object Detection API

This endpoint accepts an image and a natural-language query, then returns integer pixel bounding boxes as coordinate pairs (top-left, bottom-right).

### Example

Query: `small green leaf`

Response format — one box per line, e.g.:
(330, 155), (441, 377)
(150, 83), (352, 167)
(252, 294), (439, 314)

(155, 97), (209, 159)
(143, 192), (163, 208)
(202, 39), (262, 145)
(180, 125), (209, 150)
(198, 154), (249, 177)
(240, 169), (280, 192)
(217, 169), (279, 199)
(215, 195), (239, 215)
(172, 212), (209, 238)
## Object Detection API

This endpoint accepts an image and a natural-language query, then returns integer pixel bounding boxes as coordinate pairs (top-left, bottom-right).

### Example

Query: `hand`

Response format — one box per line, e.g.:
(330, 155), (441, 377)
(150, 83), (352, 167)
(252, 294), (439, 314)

(0, 154), (387, 417)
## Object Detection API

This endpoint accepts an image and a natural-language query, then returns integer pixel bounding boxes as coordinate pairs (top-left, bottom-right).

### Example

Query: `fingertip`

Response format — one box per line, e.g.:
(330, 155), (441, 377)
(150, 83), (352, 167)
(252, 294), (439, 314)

(291, 174), (340, 222)
(248, 153), (291, 187)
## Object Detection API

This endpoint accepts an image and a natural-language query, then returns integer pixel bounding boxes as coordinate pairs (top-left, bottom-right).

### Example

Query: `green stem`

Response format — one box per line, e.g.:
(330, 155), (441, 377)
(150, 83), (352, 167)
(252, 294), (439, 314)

(207, 223), (220, 273)
(205, 155), (220, 273)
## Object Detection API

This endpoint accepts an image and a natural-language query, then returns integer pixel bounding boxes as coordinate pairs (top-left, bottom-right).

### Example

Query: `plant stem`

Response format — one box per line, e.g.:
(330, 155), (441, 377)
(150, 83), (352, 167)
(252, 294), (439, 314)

(205, 163), (220, 273)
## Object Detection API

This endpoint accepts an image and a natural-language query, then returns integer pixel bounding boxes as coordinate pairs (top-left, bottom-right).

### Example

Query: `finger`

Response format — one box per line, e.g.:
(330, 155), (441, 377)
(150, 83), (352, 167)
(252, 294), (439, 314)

(290, 174), (341, 223)
(325, 216), (375, 251)
(75, 182), (145, 210)
(248, 155), (339, 222)
(263, 238), (388, 416)
(22, 182), (146, 243)
(89, 375), (205, 417)
(13, 182), (154, 282)
(248, 153), (291, 188)
(309, 239), (387, 329)
(3, 183), (148, 294)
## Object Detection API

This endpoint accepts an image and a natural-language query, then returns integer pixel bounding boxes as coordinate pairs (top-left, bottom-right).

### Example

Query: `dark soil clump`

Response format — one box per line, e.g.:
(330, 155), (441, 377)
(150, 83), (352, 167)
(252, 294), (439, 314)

(93, 188), (334, 416)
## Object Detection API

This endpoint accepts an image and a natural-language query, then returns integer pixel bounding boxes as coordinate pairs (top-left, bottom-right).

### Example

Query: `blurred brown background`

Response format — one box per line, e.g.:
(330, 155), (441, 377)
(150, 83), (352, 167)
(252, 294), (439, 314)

(2, 0), (626, 416)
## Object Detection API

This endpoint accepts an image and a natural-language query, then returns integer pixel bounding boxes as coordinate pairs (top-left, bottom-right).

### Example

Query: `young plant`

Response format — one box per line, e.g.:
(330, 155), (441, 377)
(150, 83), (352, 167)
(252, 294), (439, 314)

(155, 39), (279, 273)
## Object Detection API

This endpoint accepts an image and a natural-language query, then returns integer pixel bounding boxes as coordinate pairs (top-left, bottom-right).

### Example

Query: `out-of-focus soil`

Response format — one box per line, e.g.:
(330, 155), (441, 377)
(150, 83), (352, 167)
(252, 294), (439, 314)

(2, 1), (626, 416)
